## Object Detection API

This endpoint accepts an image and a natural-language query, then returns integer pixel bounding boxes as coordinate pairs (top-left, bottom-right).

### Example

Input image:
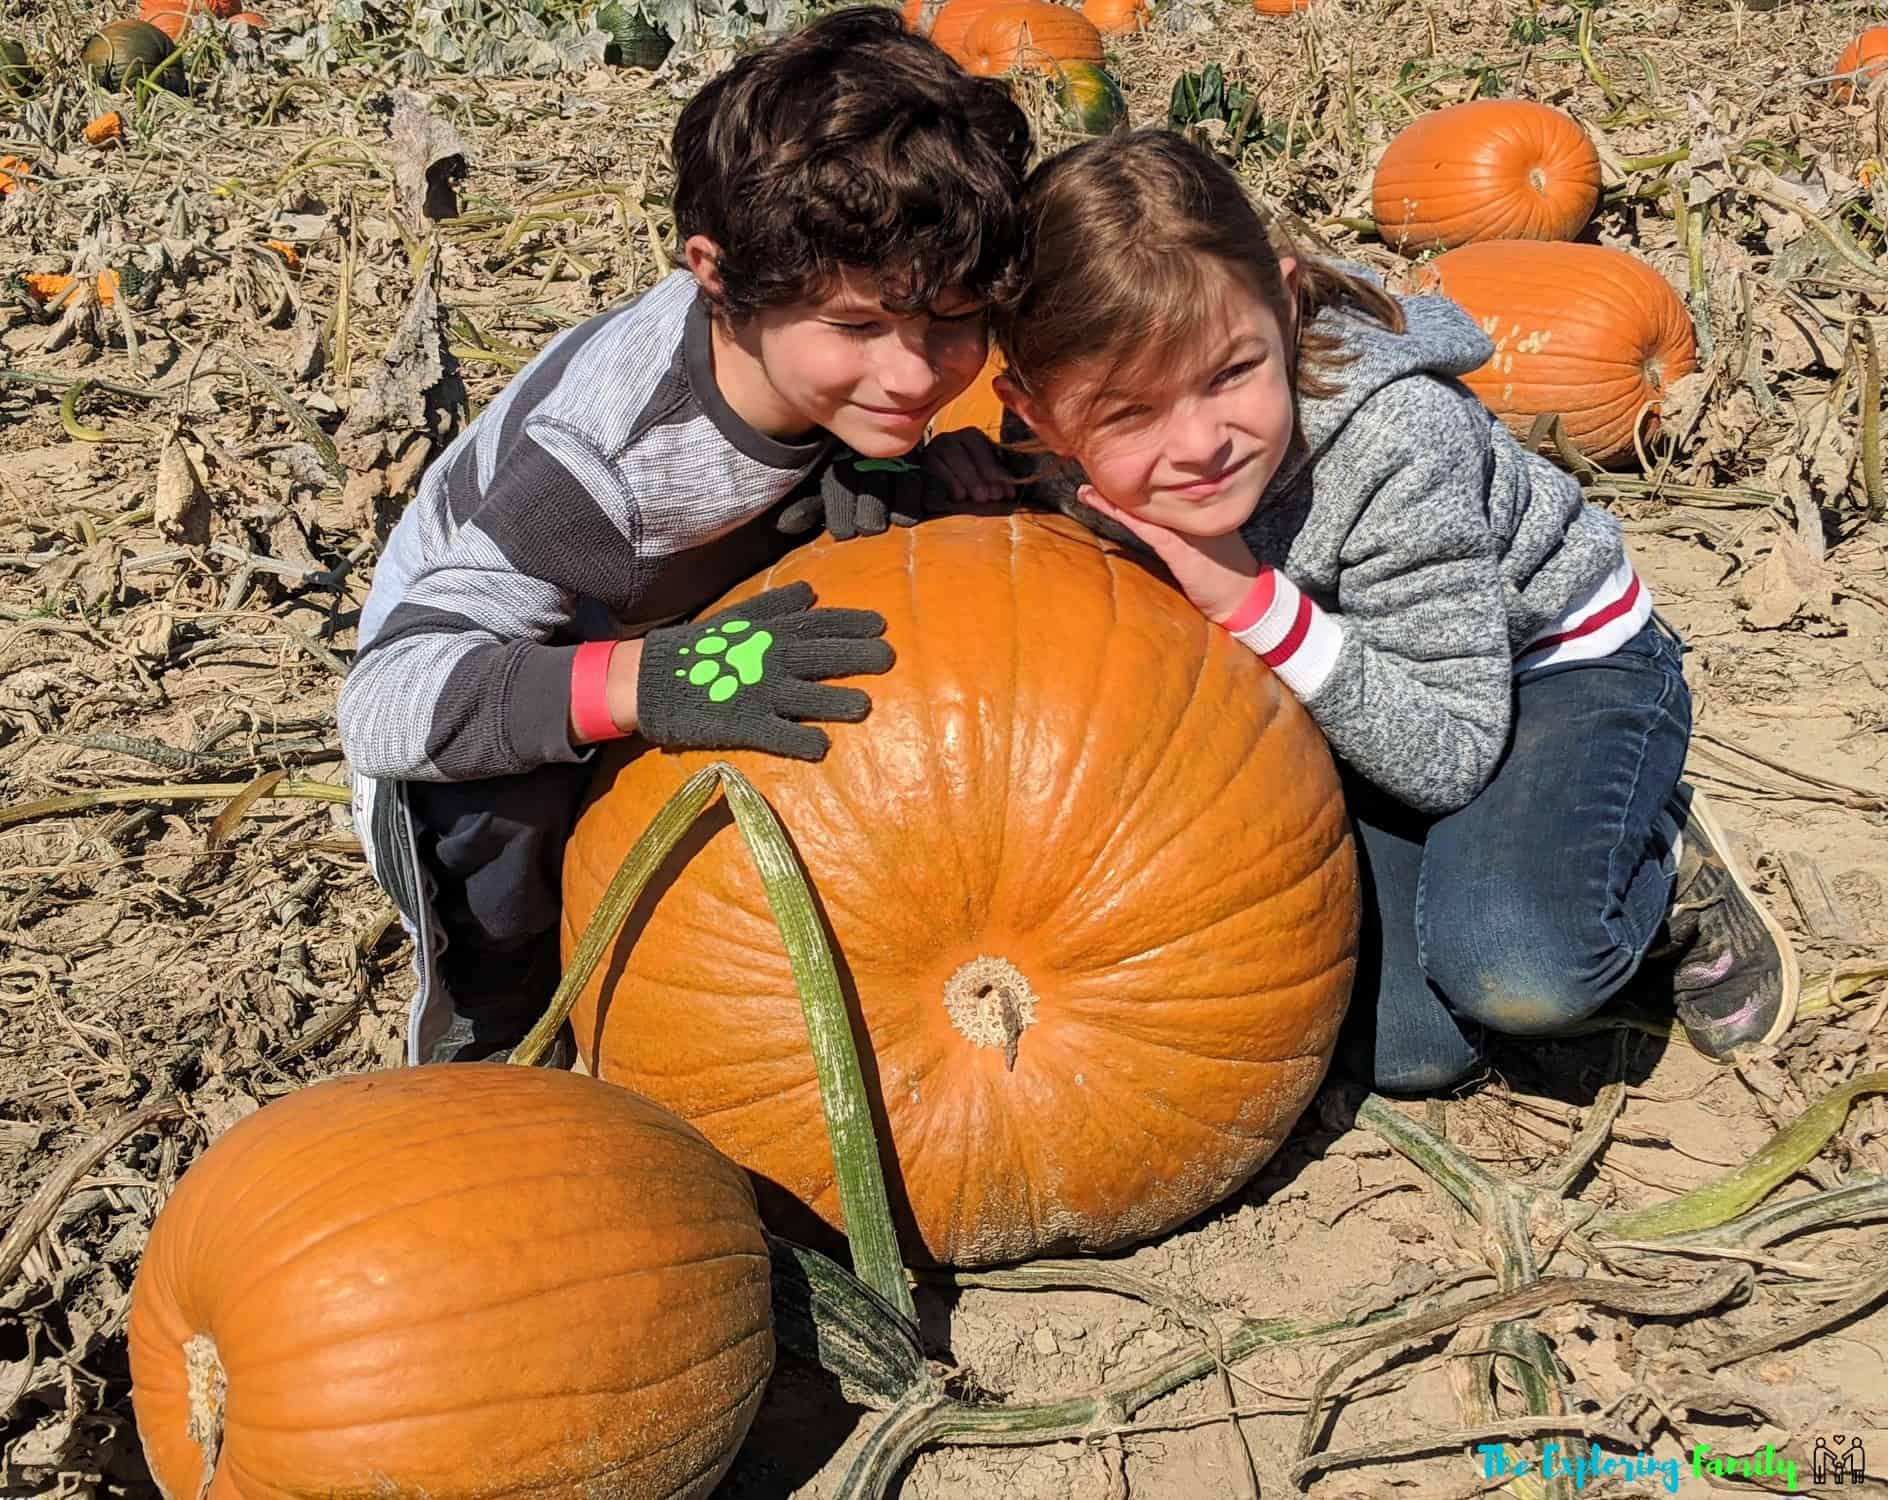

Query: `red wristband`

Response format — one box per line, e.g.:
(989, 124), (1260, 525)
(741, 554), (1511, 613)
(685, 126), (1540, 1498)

(570, 640), (625, 744)
(1220, 567), (1278, 633)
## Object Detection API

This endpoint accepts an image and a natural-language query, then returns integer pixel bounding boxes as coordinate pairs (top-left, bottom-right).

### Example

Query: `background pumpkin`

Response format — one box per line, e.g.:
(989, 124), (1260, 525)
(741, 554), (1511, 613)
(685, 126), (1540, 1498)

(1415, 239), (1698, 465)
(1371, 99), (1601, 255)
(1053, 59), (1128, 134)
(931, 346), (1006, 439)
(1835, 27), (1888, 103)
(128, 1065), (773, 1500)
(563, 512), (1359, 1268)
(1252, 0), (1311, 13)
(952, 0), (1104, 77)
(1081, 0), (1146, 36)
(924, 0), (1006, 64)
(81, 19), (180, 90)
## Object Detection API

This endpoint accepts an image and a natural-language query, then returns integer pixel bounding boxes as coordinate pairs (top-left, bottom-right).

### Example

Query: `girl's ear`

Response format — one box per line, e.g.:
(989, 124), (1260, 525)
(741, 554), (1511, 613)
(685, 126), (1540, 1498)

(994, 372), (1074, 456)
(684, 235), (726, 300)
(1277, 255), (1302, 337)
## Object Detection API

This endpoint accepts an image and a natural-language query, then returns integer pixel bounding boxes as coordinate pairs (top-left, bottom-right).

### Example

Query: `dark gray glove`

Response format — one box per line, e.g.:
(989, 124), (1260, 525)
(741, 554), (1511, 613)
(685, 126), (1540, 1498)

(636, 582), (894, 760)
(776, 450), (946, 541)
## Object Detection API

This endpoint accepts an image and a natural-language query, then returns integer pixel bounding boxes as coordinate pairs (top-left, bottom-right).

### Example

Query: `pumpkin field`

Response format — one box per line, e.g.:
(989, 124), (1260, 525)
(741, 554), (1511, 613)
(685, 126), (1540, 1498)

(5, 0), (1888, 1495)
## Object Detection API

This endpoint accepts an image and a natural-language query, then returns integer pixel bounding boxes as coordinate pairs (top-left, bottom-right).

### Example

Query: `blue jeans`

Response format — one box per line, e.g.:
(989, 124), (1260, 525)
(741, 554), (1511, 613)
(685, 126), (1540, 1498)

(1337, 618), (1693, 1093)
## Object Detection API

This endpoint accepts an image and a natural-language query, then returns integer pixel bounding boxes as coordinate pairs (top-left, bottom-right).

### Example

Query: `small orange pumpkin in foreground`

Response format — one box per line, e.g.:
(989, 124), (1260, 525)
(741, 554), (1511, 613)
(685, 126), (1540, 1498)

(129, 1066), (773, 1500)
(1372, 99), (1600, 255)
(564, 512), (1360, 1267)
(1416, 239), (1697, 465)
(1253, 0), (1311, 13)
(953, 0), (1104, 76)
(1836, 27), (1888, 104)
(0, 154), (34, 193)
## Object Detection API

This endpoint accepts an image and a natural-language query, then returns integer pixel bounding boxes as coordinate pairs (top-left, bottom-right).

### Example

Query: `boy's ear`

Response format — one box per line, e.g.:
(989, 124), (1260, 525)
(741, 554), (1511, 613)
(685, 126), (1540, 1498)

(994, 372), (1072, 456)
(684, 235), (727, 300)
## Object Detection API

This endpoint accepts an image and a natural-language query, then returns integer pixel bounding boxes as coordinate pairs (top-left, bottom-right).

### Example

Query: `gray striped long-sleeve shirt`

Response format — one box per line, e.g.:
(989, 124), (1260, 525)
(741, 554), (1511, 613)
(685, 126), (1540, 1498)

(339, 271), (831, 782)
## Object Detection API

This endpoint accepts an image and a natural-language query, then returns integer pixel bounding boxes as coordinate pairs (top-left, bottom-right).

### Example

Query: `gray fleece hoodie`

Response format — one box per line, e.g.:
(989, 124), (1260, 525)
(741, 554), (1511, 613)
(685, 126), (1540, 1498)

(1021, 277), (1631, 815)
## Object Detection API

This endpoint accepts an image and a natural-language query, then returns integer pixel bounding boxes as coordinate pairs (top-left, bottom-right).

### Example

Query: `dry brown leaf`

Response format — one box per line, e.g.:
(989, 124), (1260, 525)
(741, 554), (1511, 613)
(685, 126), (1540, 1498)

(153, 437), (209, 545)
(388, 88), (468, 243)
(1735, 532), (1839, 632)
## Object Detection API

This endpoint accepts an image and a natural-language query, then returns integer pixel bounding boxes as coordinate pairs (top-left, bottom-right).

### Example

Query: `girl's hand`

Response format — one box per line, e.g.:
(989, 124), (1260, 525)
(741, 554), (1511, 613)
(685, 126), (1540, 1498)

(923, 429), (1022, 505)
(1077, 484), (1261, 625)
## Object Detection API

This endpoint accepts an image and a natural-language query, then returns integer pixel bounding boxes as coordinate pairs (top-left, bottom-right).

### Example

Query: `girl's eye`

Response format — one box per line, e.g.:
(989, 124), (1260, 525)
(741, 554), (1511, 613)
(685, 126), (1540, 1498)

(830, 321), (882, 339)
(1099, 404), (1153, 428)
(1213, 360), (1259, 388)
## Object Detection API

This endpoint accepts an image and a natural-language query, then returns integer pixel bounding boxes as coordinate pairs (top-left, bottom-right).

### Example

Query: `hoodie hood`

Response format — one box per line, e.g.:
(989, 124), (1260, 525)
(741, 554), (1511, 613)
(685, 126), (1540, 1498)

(1275, 264), (1496, 488)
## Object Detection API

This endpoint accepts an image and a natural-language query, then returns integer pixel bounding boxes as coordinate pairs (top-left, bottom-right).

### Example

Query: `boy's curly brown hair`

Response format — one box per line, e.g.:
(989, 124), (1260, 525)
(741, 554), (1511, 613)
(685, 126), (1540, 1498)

(671, 6), (1031, 320)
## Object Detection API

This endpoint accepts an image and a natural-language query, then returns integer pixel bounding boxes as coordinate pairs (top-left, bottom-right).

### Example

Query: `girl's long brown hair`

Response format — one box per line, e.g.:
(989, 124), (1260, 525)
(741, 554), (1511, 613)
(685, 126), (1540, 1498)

(992, 128), (1404, 419)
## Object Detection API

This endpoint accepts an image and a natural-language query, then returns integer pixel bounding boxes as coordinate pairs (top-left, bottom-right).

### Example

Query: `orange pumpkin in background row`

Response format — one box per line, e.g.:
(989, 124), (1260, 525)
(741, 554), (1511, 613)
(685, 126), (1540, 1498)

(138, 0), (239, 39)
(922, 0), (1004, 61)
(951, 0), (1105, 76)
(1835, 26), (1888, 104)
(1253, 0), (1312, 13)
(1415, 239), (1698, 465)
(931, 345), (1007, 439)
(1372, 99), (1601, 255)
(563, 511), (1361, 1268)
(128, 1066), (773, 1500)
(1081, 0), (1148, 36)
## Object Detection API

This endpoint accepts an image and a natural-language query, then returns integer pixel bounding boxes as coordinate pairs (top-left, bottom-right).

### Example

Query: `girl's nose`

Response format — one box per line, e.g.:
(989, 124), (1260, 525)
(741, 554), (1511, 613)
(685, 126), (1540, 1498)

(1167, 403), (1231, 468)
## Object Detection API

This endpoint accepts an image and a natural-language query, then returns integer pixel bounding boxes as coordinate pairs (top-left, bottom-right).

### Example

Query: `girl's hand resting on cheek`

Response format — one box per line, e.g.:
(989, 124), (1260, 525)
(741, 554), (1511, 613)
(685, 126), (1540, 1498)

(922, 429), (1023, 506)
(1077, 485), (1263, 627)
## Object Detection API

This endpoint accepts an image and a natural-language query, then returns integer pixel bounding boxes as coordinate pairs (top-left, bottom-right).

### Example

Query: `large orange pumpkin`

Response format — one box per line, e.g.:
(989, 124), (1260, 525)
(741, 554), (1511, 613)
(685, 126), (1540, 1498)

(931, 346), (1006, 440)
(1415, 240), (1698, 465)
(128, 1066), (773, 1500)
(1372, 100), (1600, 255)
(563, 512), (1360, 1267)
(1835, 27), (1888, 103)
(952, 0), (1105, 76)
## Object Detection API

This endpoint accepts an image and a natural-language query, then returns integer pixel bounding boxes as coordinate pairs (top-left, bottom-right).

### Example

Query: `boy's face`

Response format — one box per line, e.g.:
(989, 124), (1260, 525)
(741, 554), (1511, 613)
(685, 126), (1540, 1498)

(694, 244), (991, 456)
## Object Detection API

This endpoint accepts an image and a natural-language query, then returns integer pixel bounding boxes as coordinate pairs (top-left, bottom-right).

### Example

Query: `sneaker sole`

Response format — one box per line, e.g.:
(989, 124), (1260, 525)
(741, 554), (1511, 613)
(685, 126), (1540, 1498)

(1683, 788), (1801, 1049)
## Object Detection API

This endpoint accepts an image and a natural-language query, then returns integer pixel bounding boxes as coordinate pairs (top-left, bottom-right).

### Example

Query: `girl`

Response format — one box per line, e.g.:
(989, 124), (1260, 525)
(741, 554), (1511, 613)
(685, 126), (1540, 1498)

(928, 128), (1799, 1093)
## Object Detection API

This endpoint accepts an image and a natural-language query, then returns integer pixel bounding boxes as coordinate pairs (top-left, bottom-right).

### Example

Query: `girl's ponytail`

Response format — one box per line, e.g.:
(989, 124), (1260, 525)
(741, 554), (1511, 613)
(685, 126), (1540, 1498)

(1285, 240), (1407, 400)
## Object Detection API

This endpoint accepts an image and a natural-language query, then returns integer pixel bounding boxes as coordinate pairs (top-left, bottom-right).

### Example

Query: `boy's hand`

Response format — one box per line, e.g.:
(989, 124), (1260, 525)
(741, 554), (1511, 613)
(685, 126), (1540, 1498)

(924, 429), (1022, 505)
(1076, 484), (1260, 626)
(636, 582), (894, 760)
(777, 450), (941, 541)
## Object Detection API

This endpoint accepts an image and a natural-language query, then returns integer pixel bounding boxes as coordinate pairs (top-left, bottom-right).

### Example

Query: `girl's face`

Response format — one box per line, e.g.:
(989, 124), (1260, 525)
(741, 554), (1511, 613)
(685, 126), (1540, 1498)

(1005, 260), (1299, 538)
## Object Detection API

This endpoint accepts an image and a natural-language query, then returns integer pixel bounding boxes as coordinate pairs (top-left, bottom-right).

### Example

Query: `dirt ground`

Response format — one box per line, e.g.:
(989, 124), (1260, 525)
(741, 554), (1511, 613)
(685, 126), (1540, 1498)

(4, 0), (1888, 1495)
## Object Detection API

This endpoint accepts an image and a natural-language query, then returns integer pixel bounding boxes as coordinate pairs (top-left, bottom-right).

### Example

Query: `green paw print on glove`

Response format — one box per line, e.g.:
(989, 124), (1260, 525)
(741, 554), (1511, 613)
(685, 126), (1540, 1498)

(675, 619), (774, 703)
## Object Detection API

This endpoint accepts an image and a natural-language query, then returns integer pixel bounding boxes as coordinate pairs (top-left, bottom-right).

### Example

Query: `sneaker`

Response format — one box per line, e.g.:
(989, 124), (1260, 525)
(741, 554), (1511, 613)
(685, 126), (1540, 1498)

(1655, 785), (1800, 1060)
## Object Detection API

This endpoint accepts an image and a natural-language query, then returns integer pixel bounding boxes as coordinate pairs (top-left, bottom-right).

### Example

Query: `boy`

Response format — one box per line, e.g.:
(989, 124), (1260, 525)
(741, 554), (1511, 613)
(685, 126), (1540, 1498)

(339, 7), (1031, 1065)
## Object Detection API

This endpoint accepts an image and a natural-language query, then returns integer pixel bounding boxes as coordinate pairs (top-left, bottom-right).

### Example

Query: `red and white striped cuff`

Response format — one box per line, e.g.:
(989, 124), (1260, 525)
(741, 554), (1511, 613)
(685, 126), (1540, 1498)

(1516, 557), (1651, 671)
(1224, 567), (1344, 698)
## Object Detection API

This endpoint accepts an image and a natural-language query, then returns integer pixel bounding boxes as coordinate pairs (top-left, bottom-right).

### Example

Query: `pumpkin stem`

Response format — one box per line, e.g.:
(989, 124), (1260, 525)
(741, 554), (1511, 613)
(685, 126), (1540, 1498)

(513, 762), (919, 1328)
(943, 956), (1036, 1070)
(183, 1332), (226, 1500)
